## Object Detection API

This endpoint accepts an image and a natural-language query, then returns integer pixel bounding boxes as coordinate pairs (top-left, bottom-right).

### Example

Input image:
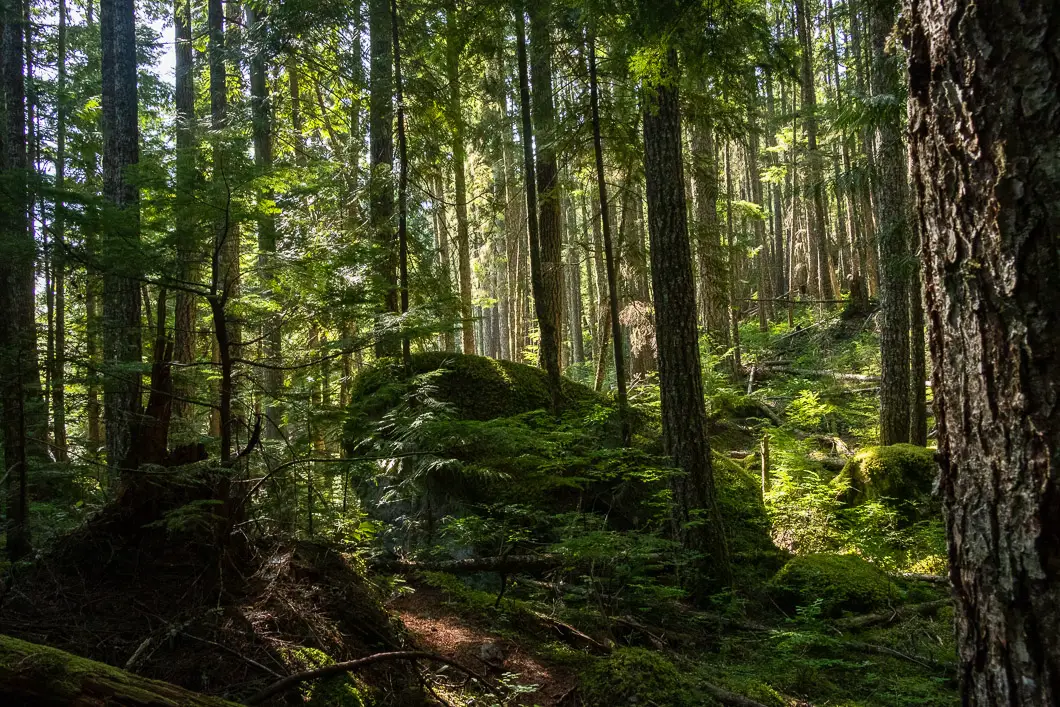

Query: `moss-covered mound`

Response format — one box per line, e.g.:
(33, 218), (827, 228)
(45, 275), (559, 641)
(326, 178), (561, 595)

(835, 444), (937, 516)
(769, 554), (901, 615)
(581, 648), (695, 707)
(713, 454), (787, 573)
(347, 352), (598, 432)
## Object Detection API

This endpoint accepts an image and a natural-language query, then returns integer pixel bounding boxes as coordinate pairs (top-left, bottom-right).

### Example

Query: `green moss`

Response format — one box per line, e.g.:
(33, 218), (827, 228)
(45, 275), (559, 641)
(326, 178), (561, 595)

(581, 648), (695, 707)
(836, 444), (938, 518)
(0, 634), (239, 705)
(712, 453), (787, 575)
(769, 553), (901, 615)
(346, 352), (598, 433)
(283, 646), (374, 707)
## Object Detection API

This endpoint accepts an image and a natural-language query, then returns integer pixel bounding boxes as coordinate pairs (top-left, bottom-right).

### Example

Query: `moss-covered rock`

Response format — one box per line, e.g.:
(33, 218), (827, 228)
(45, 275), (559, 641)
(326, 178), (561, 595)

(346, 352), (598, 434)
(769, 554), (901, 615)
(581, 648), (694, 707)
(835, 444), (937, 517)
(713, 453), (787, 574)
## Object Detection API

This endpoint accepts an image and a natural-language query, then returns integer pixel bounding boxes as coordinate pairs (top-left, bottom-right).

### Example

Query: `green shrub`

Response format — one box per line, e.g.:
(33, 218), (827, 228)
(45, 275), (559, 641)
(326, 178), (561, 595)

(769, 553), (901, 615)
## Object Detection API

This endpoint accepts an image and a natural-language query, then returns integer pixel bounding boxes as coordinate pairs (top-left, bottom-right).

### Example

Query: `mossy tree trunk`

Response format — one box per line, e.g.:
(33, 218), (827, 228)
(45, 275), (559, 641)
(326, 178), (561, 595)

(0, 634), (240, 706)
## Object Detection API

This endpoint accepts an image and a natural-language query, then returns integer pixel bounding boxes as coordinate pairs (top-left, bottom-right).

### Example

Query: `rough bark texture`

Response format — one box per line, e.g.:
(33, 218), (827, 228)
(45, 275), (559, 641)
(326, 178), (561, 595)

(0, 0), (38, 559)
(871, 0), (911, 445)
(642, 51), (731, 587)
(100, 0), (142, 475)
(369, 0), (397, 356)
(906, 0), (1060, 702)
(528, 0), (564, 373)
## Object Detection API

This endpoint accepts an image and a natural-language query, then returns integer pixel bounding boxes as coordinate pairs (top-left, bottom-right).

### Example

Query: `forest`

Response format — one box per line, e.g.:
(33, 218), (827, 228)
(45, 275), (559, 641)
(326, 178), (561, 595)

(0, 0), (1056, 704)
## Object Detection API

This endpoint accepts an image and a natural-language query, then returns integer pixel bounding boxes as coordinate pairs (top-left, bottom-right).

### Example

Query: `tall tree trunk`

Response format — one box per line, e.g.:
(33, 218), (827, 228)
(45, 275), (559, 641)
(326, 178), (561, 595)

(689, 108), (729, 345)
(0, 0), (37, 558)
(444, 2), (474, 355)
(100, 0), (142, 475)
(587, 31), (628, 444)
(869, 0), (910, 445)
(906, 0), (1060, 701)
(247, 5), (283, 439)
(51, 0), (69, 462)
(369, 0), (397, 356)
(515, 8), (560, 410)
(391, 0), (410, 366)
(173, 0), (197, 416)
(794, 0), (835, 300)
(642, 50), (731, 588)
(527, 0), (564, 372)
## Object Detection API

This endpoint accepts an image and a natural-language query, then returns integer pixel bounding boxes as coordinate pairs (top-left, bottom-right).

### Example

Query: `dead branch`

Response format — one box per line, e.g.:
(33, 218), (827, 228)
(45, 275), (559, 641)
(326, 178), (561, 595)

(245, 650), (499, 705)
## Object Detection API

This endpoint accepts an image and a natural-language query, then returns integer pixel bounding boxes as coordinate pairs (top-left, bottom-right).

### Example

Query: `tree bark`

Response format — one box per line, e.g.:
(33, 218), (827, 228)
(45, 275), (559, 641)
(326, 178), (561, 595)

(906, 0), (1060, 702)
(794, 0), (835, 300)
(0, 0), (38, 558)
(642, 50), (731, 588)
(528, 0), (564, 373)
(870, 0), (910, 445)
(173, 0), (198, 431)
(515, 8), (561, 411)
(100, 0), (142, 476)
(369, 0), (397, 356)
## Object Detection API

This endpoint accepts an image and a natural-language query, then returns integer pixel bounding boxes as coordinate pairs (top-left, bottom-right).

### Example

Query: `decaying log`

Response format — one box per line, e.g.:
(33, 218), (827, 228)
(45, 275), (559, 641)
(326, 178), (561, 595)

(0, 634), (239, 706)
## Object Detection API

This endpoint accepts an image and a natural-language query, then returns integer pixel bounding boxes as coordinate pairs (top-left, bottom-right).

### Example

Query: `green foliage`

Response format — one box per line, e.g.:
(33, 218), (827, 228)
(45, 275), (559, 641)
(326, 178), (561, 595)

(769, 554), (901, 615)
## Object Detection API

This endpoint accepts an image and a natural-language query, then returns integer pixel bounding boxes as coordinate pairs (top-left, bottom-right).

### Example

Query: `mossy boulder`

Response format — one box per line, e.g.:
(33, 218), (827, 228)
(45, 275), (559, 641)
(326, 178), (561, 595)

(769, 553), (901, 615)
(345, 352), (600, 443)
(581, 648), (695, 707)
(835, 444), (938, 517)
(713, 454), (787, 573)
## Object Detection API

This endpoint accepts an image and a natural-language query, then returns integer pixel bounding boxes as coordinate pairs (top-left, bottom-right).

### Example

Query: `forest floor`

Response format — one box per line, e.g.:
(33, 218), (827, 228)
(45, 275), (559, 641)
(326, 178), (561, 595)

(0, 303), (958, 706)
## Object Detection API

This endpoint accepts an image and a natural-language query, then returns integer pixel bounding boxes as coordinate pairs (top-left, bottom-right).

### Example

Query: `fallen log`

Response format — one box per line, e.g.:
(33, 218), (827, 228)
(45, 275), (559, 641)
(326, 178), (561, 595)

(759, 366), (882, 383)
(0, 634), (239, 706)
(373, 552), (668, 576)
(372, 554), (566, 575)
(836, 598), (951, 630)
